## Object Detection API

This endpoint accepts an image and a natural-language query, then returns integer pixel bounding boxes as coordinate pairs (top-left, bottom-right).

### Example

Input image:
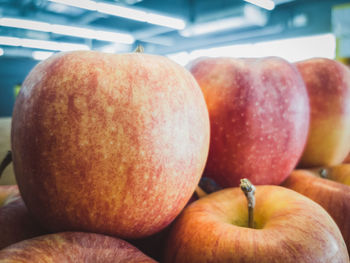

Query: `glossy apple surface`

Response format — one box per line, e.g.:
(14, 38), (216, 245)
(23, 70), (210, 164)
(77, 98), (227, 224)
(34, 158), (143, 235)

(188, 57), (309, 187)
(296, 58), (350, 167)
(11, 51), (210, 239)
(282, 169), (350, 252)
(164, 185), (349, 263)
(0, 232), (157, 262)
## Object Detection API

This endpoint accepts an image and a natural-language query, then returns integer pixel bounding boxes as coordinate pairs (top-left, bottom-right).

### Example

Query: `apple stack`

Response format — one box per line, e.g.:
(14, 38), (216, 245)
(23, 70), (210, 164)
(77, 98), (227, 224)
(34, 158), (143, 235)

(0, 50), (349, 263)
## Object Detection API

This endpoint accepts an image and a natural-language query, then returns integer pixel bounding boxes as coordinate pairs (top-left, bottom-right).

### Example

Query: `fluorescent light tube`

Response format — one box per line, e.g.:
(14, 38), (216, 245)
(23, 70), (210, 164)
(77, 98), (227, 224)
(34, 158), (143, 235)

(0, 36), (90, 51)
(32, 51), (55, 60)
(180, 17), (249, 37)
(244, 0), (275, 10)
(0, 17), (134, 44)
(49, 0), (186, 30)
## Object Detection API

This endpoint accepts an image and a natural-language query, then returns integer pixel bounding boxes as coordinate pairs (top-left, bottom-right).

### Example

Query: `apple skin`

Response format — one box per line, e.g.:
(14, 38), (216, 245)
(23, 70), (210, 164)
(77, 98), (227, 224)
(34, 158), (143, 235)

(188, 57), (310, 187)
(0, 232), (157, 262)
(11, 51), (210, 239)
(0, 185), (19, 207)
(0, 196), (47, 249)
(296, 58), (350, 167)
(163, 185), (349, 263)
(281, 169), (350, 253)
(308, 163), (350, 186)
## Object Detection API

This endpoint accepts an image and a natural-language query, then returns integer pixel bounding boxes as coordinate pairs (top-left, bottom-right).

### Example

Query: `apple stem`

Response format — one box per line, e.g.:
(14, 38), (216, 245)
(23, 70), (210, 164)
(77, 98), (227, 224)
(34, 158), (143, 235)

(0, 151), (12, 179)
(240, 178), (256, 228)
(134, 44), (144, 53)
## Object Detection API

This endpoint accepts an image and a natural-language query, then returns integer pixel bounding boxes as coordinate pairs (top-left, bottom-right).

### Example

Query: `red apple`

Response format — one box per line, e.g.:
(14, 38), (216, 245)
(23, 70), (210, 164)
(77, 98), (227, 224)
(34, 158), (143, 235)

(0, 196), (47, 249)
(188, 57), (309, 187)
(164, 184), (349, 262)
(0, 232), (157, 262)
(296, 58), (350, 167)
(282, 169), (350, 252)
(11, 50), (210, 239)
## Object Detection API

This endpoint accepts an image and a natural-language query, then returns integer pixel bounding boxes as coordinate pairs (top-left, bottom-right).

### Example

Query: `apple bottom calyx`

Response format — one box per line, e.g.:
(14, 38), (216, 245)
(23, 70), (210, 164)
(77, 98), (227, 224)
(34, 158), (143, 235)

(240, 178), (256, 229)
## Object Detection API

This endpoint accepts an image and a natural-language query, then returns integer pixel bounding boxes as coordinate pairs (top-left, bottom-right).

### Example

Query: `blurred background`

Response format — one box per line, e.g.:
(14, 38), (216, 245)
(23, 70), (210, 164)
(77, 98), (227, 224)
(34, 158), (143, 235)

(0, 0), (349, 184)
(0, 0), (350, 117)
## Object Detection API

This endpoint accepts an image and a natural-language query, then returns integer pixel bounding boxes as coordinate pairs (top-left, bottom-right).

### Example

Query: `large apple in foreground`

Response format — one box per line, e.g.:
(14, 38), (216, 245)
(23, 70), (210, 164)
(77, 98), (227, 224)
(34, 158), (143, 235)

(0, 232), (157, 262)
(188, 57), (310, 187)
(282, 169), (350, 252)
(11, 50), (210, 239)
(296, 58), (350, 167)
(164, 184), (349, 263)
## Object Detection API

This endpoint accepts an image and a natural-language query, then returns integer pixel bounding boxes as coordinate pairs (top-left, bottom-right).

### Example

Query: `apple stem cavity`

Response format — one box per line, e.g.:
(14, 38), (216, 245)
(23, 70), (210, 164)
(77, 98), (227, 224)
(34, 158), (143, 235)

(240, 178), (256, 228)
(134, 44), (144, 53)
(0, 151), (12, 179)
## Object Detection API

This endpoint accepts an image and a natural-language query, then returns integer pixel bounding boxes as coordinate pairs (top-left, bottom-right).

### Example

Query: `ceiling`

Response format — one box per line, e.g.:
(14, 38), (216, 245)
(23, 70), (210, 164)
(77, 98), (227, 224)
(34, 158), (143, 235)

(0, 0), (348, 58)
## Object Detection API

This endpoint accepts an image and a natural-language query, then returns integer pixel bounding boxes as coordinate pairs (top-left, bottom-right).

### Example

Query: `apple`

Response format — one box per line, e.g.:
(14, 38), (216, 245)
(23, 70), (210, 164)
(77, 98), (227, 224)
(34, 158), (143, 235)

(295, 58), (350, 167)
(164, 182), (349, 262)
(0, 184), (19, 207)
(281, 169), (350, 252)
(308, 163), (350, 186)
(0, 196), (47, 249)
(0, 232), (157, 262)
(11, 50), (210, 239)
(188, 57), (310, 187)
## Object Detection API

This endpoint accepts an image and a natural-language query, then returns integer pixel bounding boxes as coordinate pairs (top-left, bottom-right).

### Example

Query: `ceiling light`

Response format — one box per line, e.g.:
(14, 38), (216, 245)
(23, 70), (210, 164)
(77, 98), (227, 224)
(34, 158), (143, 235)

(0, 17), (134, 44)
(244, 0), (275, 11)
(180, 5), (267, 37)
(0, 36), (90, 51)
(49, 0), (186, 30)
(32, 51), (55, 60)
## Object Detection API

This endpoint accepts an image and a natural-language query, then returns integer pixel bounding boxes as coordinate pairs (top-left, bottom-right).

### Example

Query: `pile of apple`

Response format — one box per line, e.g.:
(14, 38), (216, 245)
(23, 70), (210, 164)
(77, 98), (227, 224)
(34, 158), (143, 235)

(0, 49), (349, 263)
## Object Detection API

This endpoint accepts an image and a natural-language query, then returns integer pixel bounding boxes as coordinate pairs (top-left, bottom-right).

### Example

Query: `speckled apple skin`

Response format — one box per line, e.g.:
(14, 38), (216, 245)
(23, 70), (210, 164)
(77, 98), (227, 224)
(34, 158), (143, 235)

(188, 57), (309, 187)
(282, 169), (350, 253)
(296, 58), (350, 167)
(164, 186), (349, 263)
(11, 51), (210, 239)
(0, 232), (157, 262)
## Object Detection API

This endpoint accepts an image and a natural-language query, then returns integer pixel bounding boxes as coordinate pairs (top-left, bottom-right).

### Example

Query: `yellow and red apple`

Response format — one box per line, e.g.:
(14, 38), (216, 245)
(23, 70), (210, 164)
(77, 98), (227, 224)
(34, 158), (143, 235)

(188, 57), (310, 187)
(11, 50), (210, 239)
(164, 185), (349, 262)
(282, 169), (350, 252)
(296, 58), (350, 167)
